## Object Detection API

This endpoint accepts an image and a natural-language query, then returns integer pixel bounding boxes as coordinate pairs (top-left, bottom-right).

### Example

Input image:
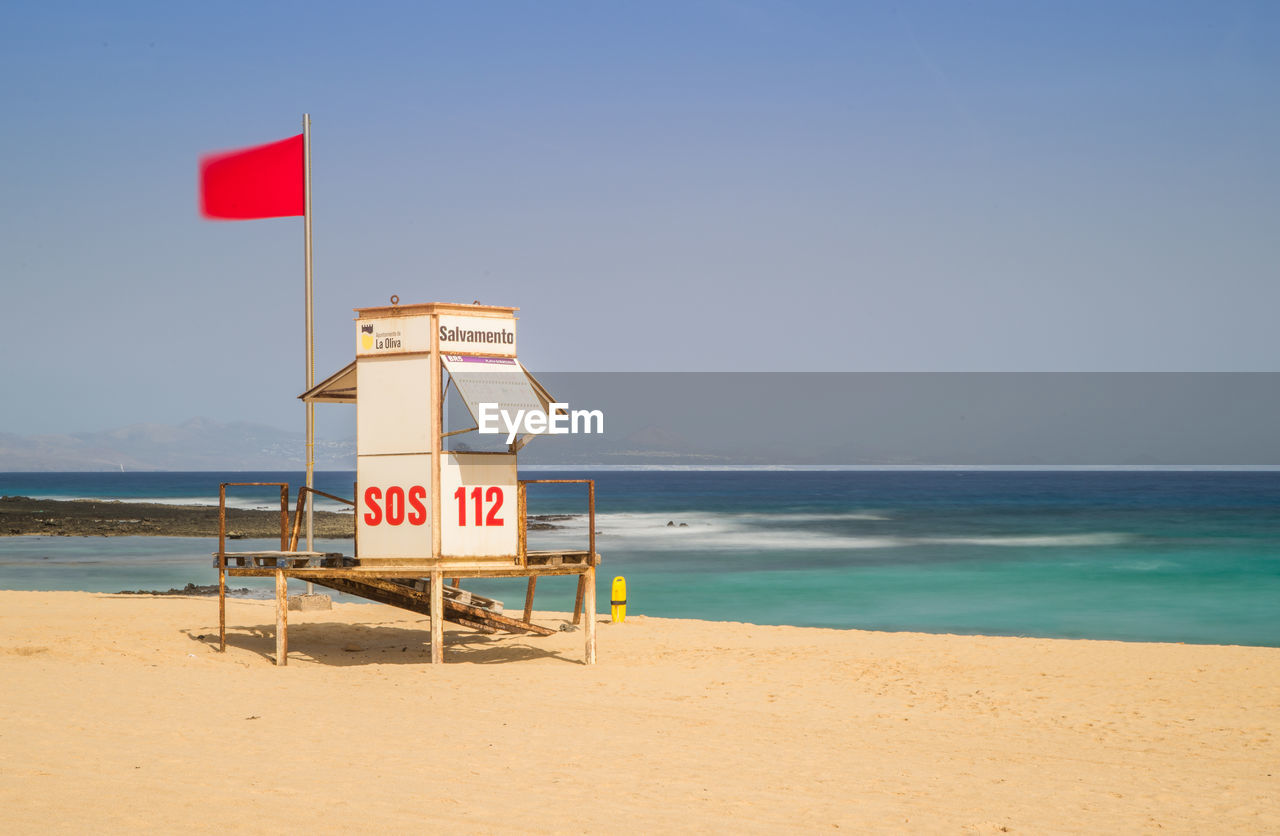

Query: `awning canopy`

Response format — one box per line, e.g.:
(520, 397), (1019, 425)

(299, 361), (357, 404)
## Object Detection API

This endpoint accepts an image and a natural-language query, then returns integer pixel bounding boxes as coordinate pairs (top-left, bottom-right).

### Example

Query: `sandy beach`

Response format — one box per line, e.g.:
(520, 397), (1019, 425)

(0, 591), (1276, 833)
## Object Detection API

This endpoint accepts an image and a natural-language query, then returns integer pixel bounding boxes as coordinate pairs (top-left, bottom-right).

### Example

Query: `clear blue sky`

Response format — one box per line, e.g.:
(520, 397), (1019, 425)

(1, 1), (1276, 434)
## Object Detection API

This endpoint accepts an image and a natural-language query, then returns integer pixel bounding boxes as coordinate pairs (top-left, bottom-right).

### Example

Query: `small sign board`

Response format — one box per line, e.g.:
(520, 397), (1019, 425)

(356, 315), (433, 356)
(438, 314), (517, 356)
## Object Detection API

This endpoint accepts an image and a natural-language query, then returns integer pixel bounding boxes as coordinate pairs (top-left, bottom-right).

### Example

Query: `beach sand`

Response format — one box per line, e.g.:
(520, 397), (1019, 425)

(1, 591), (1276, 833)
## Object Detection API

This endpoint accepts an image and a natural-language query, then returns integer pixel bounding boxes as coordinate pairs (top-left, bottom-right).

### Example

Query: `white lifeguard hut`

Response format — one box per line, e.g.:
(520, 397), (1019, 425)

(214, 299), (598, 665)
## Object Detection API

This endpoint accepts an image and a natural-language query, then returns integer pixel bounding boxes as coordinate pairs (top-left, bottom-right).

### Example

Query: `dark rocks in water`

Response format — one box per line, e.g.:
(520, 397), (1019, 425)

(1, 496), (355, 538)
(118, 582), (252, 597)
(679, 523), (688, 527)
(526, 514), (573, 531)
(667, 520), (675, 527)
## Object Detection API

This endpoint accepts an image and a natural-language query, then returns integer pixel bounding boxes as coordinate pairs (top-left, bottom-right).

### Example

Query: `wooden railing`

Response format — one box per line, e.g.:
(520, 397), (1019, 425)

(516, 478), (596, 568)
(215, 482), (357, 561)
(517, 479), (596, 624)
(216, 482), (290, 567)
(287, 486), (357, 551)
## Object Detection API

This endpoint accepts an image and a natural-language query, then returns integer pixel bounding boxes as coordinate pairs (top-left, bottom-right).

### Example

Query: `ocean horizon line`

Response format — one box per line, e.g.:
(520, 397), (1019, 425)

(5, 464), (1280, 475)
(519, 464), (1280, 472)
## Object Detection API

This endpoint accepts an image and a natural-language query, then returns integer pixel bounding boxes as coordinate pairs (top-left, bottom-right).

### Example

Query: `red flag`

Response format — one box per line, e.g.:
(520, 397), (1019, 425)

(199, 134), (304, 219)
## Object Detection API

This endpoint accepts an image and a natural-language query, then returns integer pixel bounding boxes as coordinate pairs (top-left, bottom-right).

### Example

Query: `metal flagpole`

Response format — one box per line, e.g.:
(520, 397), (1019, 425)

(303, 114), (315, 584)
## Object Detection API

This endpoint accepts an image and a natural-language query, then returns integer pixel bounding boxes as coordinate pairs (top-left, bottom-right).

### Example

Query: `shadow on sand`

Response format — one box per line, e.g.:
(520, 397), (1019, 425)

(181, 620), (581, 666)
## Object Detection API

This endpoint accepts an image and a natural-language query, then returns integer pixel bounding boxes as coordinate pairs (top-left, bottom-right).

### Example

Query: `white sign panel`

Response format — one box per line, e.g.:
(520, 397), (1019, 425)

(438, 314), (516, 356)
(440, 452), (517, 558)
(356, 315), (433, 356)
(442, 355), (547, 429)
(357, 453), (432, 559)
(356, 355), (431, 455)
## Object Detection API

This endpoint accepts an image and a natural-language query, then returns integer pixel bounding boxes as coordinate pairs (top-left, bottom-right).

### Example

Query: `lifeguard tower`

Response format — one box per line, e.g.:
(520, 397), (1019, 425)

(214, 300), (599, 665)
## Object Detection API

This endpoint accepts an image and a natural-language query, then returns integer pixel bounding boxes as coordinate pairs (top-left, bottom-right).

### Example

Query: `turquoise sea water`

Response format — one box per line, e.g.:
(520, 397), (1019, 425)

(2, 470), (1277, 647)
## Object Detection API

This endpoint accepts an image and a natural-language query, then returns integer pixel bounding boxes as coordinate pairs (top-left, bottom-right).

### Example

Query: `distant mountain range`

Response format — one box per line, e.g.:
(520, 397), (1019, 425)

(4, 372), (1278, 470)
(0, 416), (730, 471)
(0, 418), (356, 471)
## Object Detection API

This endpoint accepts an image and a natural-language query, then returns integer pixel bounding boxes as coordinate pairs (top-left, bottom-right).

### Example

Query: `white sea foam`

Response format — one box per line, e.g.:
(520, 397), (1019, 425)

(530, 511), (903, 551)
(527, 510), (1130, 552)
(920, 533), (1131, 547)
(1113, 559), (1173, 572)
(760, 511), (893, 522)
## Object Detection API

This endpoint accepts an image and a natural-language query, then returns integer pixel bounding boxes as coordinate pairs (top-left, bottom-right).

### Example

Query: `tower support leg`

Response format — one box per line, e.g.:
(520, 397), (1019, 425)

(572, 575), (586, 625)
(275, 569), (288, 667)
(523, 577), (537, 624)
(430, 570), (444, 664)
(218, 565), (226, 652)
(584, 566), (596, 665)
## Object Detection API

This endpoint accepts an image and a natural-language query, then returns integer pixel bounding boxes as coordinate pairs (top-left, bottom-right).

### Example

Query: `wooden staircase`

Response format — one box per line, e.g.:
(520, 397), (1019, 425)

(307, 576), (555, 636)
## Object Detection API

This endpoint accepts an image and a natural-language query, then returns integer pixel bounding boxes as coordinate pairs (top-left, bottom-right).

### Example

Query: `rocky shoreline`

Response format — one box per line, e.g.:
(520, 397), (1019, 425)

(0, 495), (355, 538)
(117, 582), (255, 596)
(0, 496), (574, 538)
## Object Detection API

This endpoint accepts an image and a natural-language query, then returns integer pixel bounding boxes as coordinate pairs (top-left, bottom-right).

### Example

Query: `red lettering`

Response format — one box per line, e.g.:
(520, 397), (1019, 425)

(386, 486), (405, 525)
(452, 484), (508, 527)
(408, 485), (427, 525)
(485, 486), (504, 526)
(363, 487), (382, 526)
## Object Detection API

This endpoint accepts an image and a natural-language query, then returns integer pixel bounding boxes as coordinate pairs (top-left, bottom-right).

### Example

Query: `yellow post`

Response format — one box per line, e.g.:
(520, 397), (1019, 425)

(611, 576), (627, 623)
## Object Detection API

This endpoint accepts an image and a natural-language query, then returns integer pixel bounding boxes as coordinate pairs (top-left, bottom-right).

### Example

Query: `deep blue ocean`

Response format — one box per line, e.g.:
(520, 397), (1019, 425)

(2, 469), (1277, 647)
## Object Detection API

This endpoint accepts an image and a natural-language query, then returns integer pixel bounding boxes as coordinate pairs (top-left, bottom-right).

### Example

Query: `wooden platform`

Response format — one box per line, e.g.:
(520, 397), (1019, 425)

(214, 548), (598, 665)
(213, 479), (600, 666)
(215, 550), (593, 577)
(215, 550), (349, 569)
